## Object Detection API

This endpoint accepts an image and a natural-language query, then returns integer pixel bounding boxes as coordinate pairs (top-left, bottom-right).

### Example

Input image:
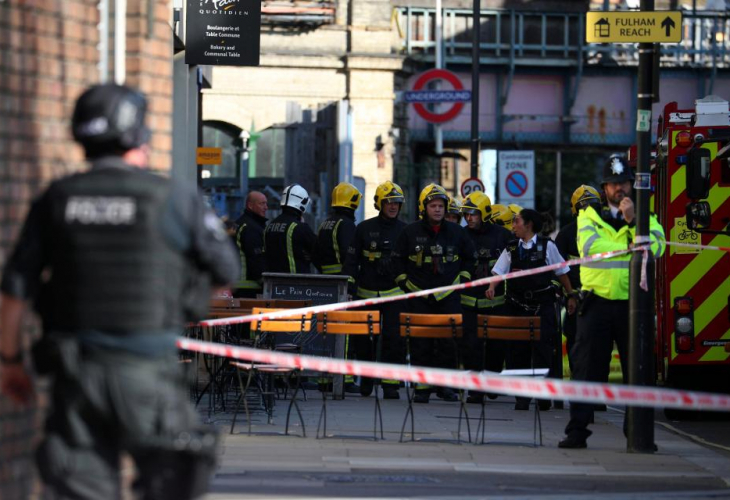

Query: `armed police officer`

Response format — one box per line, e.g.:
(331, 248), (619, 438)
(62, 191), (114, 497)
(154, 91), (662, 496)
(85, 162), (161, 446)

(0, 84), (239, 499)
(555, 185), (602, 374)
(392, 184), (476, 403)
(264, 184), (317, 274)
(487, 209), (577, 411)
(343, 181), (407, 399)
(460, 191), (513, 403)
(559, 157), (665, 449)
(234, 191), (268, 298)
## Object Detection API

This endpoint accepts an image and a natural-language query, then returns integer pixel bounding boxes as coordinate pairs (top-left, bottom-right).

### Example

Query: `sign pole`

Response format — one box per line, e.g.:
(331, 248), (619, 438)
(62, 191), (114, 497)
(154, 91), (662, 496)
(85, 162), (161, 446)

(627, 0), (656, 454)
(470, 0), (480, 179)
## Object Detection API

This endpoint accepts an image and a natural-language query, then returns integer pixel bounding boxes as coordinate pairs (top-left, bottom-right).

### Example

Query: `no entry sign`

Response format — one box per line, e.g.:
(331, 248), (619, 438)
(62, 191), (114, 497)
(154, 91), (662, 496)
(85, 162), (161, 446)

(499, 151), (535, 208)
(407, 69), (470, 124)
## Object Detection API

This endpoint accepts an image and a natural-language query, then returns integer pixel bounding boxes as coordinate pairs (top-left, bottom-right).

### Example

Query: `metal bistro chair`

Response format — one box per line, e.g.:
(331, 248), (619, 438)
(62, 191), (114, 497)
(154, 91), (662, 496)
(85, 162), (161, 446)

(229, 308), (310, 437)
(475, 314), (545, 446)
(315, 310), (383, 440)
(398, 313), (469, 443)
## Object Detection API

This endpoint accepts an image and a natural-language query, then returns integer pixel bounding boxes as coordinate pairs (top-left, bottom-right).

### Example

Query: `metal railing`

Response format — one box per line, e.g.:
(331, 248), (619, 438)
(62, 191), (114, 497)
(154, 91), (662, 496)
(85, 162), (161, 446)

(396, 8), (730, 68)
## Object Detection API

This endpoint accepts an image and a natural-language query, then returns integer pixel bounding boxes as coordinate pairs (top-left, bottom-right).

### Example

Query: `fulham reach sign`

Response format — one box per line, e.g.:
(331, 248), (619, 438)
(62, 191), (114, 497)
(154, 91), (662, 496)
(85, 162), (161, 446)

(586, 11), (682, 44)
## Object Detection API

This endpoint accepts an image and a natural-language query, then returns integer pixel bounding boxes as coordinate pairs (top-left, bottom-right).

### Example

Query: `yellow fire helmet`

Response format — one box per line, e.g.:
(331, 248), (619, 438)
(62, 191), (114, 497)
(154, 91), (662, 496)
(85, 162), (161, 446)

(331, 182), (362, 210)
(447, 197), (462, 215)
(507, 203), (523, 216)
(461, 191), (492, 222)
(490, 204), (514, 230)
(373, 181), (405, 211)
(570, 184), (601, 216)
(418, 183), (449, 216)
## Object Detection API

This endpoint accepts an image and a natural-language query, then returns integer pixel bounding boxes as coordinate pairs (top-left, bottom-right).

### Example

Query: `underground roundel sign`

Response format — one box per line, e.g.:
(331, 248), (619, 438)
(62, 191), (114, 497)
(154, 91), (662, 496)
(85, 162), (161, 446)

(407, 69), (470, 124)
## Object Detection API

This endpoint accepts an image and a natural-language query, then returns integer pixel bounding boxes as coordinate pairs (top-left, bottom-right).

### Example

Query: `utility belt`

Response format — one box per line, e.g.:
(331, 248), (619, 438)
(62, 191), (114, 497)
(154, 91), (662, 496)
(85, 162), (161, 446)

(506, 285), (556, 314)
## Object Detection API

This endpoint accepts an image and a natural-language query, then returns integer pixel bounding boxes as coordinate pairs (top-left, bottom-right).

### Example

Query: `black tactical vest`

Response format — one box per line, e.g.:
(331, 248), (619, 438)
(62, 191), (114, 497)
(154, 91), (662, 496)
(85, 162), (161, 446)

(40, 160), (188, 331)
(506, 236), (553, 300)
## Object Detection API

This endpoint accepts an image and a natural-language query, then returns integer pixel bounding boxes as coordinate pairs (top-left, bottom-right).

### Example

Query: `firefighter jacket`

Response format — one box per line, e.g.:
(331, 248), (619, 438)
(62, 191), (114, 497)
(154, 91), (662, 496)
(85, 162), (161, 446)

(314, 208), (356, 275)
(578, 205), (665, 301)
(555, 220), (580, 290)
(342, 214), (406, 298)
(264, 207), (317, 274)
(392, 219), (476, 301)
(234, 209), (267, 291)
(0, 156), (239, 332)
(462, 223), (512, 309)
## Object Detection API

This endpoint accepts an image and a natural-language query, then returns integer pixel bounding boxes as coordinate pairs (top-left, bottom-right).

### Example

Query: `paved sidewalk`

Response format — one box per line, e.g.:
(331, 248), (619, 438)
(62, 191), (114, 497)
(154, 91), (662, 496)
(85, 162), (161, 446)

(203, 390), (730, 499)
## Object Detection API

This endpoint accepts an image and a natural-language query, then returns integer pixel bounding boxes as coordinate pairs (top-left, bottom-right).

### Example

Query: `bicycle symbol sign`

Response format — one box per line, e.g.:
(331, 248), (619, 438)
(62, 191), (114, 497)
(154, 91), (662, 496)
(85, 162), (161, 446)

(505, 171), (529, 198)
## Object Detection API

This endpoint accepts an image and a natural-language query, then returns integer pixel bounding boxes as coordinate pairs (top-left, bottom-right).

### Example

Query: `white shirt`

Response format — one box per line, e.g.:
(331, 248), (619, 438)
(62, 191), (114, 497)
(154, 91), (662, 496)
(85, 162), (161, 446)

(491, 234), (570, 277)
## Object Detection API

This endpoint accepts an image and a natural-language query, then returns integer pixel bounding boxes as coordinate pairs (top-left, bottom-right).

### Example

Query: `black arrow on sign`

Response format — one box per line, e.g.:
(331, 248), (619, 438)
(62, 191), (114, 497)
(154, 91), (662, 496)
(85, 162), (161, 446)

(661, 16), (675, 37)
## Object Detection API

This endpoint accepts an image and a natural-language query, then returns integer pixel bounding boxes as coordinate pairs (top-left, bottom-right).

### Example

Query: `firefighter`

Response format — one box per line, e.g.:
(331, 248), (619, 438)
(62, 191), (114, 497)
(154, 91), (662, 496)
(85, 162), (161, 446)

(315, 182), (361, 275)
(460, 191), (513, 403)
(392, 184), (476, 403)
(559, 156), (665, 449)
(234, 191), (268, 298)
(0, 84), (239, 499)
(490, 204), (515, 232)
(487, 209), (577, 411)
(343, 181), (407, 399)
(554, 185), (601, 373)
(445, 196), (463, 225)
(264, 184), (317, 274)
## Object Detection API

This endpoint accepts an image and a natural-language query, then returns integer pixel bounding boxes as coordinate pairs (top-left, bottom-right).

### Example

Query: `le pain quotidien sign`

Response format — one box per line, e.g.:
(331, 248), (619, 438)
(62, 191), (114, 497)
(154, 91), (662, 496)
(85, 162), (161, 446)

(185, 0), (261, 66)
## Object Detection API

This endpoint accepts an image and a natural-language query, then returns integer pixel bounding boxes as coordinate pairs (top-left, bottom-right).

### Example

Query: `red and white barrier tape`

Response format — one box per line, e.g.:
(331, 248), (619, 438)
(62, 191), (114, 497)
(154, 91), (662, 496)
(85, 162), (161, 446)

(176, 337), (730, 412)
(199, 246), (644, 327)
(665, 240), (730, 252)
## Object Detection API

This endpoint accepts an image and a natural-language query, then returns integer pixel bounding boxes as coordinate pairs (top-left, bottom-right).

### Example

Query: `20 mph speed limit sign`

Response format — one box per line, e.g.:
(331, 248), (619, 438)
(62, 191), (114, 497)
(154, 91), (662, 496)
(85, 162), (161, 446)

(460, 177), (484, 198)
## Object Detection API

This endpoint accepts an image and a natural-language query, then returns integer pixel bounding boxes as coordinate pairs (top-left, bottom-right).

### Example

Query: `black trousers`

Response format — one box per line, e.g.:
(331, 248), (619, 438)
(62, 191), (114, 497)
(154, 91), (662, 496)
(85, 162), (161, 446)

(348, 299), (405, 374)
(37, 339), (214, 500)
(407, 292), (462, 381)
(565, 296), (629, 439)
(462, 304), (508, 373)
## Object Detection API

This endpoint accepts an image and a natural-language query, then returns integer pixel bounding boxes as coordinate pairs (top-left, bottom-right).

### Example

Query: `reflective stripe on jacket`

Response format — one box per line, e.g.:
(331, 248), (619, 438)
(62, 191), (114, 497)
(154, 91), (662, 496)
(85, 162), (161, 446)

(578, 205), (665, 300)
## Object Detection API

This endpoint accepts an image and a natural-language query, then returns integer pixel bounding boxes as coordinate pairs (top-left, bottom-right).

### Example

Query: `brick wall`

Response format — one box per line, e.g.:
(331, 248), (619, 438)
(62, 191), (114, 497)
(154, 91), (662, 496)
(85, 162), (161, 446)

(0, 0), (172, 497)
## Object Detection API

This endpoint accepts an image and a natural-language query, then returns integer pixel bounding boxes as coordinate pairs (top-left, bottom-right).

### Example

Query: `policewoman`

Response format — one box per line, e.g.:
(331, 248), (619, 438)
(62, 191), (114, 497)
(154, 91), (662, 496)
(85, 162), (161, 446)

(559, 157), (665, 449)
(264, 184), (317, 274)
(343, 181), (407, 398)
(392, 184), (476, 403)
(460, 191), (512, 403)
(0, 84), (239, 499)
(487, 209), (576, 411)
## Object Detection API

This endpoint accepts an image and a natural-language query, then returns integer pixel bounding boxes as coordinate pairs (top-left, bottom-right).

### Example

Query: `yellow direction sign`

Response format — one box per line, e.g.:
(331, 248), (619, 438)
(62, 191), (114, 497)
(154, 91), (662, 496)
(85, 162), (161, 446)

(586, 11), (682, 43)
(196, 147), (223, 165)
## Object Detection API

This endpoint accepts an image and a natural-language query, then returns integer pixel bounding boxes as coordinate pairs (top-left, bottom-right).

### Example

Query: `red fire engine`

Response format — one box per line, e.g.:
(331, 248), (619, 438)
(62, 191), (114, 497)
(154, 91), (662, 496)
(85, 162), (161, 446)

(653, 95), (730, 399)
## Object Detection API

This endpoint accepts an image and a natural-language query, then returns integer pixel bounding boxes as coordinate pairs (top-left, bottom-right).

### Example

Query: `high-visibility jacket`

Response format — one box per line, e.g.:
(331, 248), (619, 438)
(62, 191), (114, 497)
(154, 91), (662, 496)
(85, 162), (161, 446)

(314, 208), (356, 275)
(578, 205), (665, 301)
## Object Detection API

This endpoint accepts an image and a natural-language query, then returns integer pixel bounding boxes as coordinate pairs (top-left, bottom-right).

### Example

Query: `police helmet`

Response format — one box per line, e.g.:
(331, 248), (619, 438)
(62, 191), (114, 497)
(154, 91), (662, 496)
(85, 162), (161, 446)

(281, 184), (311, 214)
(461, 191), (492, 222)
(331, 182), (362, 210)
(602, 155), (635, 184)
(490, 204), (514, 231)
(72, 84), (151, 158)
(571, 184), (602, 216)
(373, 181), (405, 211)
(418, 184), (449, 216)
